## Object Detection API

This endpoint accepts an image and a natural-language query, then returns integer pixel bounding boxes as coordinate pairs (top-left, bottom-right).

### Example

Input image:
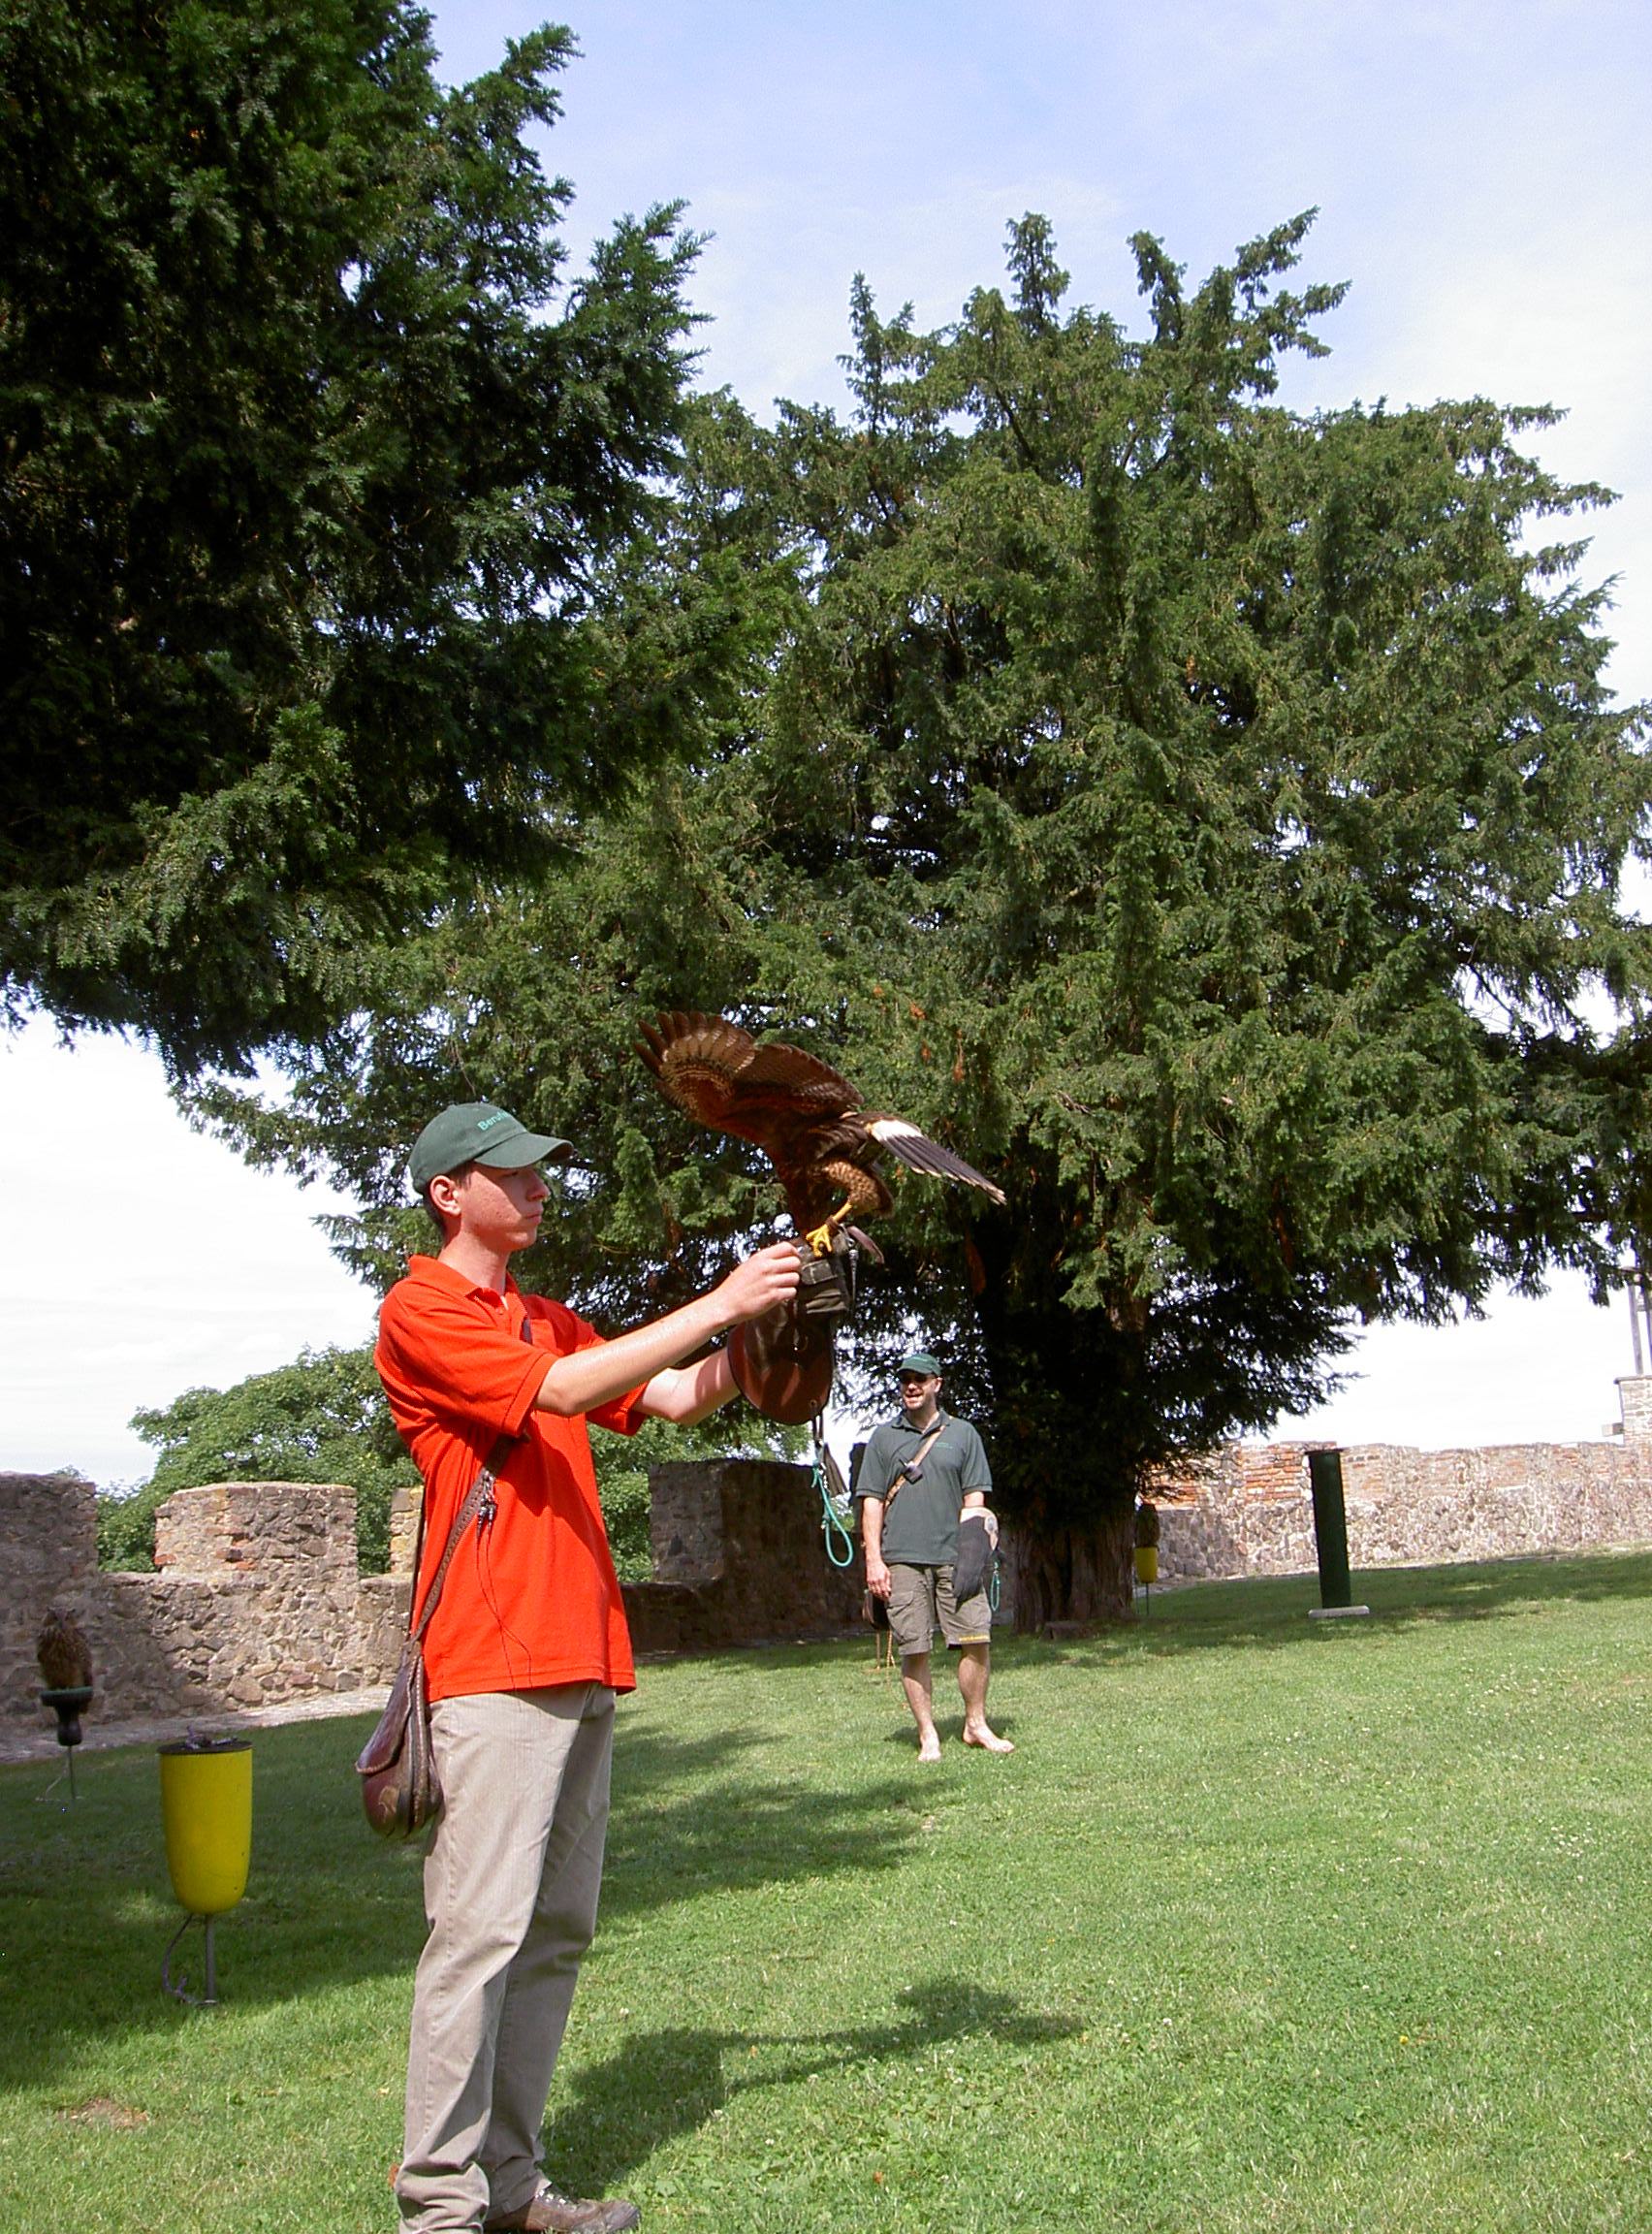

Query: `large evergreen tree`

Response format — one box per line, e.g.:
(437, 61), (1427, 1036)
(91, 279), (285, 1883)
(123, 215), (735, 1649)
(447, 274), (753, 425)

(1, 1), (703, 1069)
(193, 216), (1652, 1621)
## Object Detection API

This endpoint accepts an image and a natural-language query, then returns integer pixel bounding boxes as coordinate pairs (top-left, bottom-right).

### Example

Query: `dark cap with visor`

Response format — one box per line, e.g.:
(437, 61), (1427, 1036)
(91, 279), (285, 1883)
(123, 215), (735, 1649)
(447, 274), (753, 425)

(407, 1102), (573, 1197)
(898, 1351), (942, 1378)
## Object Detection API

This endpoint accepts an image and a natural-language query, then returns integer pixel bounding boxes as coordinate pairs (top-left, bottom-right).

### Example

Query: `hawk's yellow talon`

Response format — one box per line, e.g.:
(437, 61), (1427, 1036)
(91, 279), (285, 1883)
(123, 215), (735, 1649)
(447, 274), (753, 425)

(804, 1219), (839, 1258)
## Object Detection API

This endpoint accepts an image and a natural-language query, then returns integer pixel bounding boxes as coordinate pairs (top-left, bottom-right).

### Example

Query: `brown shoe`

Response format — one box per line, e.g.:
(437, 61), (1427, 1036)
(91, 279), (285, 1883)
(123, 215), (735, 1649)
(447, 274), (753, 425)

(485, 2180), (641, 2234)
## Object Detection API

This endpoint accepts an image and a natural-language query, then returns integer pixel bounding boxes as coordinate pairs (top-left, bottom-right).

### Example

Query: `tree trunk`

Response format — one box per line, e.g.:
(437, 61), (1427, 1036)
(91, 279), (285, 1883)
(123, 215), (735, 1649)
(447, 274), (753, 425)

(1001, 1501), (1135, 1631)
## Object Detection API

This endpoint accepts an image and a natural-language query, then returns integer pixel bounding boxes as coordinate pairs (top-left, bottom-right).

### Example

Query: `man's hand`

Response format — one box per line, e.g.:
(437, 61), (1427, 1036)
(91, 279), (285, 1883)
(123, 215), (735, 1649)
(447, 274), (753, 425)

(713, 1239), (804, 1326)
(865, 1550), (892, 1601)
(539, 1240), (800, 1422)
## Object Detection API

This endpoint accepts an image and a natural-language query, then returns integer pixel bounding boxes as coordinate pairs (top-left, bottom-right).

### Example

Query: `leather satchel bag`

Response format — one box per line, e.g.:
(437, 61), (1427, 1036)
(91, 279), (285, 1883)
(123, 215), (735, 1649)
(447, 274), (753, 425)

(358, 1627), (440, 1838)
(357, 1455), (504, 1837)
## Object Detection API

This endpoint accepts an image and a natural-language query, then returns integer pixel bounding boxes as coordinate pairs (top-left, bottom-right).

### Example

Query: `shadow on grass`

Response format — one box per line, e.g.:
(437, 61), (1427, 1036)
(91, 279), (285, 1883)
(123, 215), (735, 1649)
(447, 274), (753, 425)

(1023, 1547), (1652, 1663)
(603, 1722), (919, 1921)
(552, 1977), (1081, 2193)
(0, 1707), (920, 2090)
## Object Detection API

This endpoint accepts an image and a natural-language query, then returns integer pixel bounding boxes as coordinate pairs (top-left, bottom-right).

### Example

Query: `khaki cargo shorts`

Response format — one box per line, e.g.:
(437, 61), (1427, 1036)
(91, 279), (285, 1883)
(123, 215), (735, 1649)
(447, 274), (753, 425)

(885, 1562), (992, 1658)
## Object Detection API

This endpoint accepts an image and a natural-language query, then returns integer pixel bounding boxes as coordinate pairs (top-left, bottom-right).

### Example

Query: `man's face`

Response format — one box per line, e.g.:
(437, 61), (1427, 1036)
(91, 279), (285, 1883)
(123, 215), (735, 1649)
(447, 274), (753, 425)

(433, 1161), (551, 1254)
(899, 1371), (941, 1418)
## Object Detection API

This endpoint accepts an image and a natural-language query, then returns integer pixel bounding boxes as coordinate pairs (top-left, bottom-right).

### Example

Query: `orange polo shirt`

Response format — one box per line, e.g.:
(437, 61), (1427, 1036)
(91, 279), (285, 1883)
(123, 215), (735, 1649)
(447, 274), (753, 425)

(375, 1255), (642, 1702)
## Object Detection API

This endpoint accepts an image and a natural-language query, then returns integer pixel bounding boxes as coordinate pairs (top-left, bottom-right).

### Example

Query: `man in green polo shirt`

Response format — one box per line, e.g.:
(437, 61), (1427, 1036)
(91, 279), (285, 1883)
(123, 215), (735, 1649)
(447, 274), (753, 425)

(856, 1350), (1014, 1762)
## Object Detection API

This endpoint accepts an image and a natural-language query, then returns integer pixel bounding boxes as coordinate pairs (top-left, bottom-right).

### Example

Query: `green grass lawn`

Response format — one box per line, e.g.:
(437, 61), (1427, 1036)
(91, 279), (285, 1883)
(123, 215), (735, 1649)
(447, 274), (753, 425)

(6, 1551), (1652, 2233)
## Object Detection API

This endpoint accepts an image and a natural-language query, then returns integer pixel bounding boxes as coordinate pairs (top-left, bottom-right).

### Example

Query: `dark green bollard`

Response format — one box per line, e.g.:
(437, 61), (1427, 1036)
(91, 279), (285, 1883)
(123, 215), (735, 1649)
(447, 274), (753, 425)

(1307, 1447), (1355, 1611)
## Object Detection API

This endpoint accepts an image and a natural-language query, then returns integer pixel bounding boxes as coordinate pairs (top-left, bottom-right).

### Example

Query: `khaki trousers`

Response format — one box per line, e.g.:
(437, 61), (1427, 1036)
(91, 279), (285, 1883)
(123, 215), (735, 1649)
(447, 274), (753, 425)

(397, 1684), (616, 2233)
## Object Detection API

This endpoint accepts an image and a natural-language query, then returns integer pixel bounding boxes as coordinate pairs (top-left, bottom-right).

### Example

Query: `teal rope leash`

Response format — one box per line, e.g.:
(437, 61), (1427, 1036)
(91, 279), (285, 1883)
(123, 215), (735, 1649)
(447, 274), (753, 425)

(812, 1422), (856, 1569)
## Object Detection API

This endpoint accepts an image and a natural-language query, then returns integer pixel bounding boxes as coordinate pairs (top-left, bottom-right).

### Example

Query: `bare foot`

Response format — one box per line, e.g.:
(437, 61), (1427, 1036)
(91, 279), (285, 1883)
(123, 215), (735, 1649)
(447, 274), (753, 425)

(916, 1734), (942, 1763)
(963, 1726), (1015, 1754)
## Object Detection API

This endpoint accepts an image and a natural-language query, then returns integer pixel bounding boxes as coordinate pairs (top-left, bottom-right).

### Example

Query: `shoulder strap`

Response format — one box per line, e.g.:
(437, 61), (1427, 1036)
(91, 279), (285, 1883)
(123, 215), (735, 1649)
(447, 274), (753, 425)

(881, 1417), (949, 1510)
(405, 1309), (534, 1639)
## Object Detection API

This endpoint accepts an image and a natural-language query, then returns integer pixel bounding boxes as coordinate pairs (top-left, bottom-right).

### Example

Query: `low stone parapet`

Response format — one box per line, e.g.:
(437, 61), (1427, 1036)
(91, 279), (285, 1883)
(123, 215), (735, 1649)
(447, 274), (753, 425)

(1154, 1433), (1652, 1585)
(641, 1458), (862, 1644)
(4, 1457), (861, 1742)
(154, 1479), (358, 1577)
(3, 1474), (402, 1737)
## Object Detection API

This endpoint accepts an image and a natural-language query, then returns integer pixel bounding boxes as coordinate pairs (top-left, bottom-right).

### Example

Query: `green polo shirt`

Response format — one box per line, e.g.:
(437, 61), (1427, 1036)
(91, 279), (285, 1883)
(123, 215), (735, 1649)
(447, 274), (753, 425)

(855, 1410), (992, 1566)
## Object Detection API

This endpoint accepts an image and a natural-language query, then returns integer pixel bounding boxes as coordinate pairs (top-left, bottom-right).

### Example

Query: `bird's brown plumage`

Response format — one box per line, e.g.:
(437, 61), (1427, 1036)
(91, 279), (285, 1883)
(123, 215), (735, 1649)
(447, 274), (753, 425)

(37, 1607), (93, 1692)
(636, 1010), (1004, 1247)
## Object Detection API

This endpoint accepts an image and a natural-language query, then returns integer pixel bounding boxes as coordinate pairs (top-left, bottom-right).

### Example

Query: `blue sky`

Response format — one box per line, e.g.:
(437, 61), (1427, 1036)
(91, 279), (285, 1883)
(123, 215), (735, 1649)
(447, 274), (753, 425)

(5, 0), (1648, 1483)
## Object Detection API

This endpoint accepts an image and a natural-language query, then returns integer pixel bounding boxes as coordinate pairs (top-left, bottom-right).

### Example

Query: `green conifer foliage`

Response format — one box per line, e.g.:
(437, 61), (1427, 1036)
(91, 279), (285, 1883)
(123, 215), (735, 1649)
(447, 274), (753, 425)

(1, 1), (698, 1069)
(189, 216), (1652, 1621)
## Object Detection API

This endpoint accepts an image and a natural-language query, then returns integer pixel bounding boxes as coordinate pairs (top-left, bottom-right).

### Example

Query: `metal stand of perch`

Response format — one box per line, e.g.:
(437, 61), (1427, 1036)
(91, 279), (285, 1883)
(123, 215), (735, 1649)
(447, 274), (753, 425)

(37, 1685), (94, 1803)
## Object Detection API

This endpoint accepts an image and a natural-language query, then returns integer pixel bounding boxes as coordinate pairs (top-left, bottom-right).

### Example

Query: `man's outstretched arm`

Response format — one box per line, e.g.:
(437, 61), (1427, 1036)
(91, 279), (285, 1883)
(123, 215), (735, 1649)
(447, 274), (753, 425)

(635, 1347), (739, 1425)
(533, 1241), (801, 1420)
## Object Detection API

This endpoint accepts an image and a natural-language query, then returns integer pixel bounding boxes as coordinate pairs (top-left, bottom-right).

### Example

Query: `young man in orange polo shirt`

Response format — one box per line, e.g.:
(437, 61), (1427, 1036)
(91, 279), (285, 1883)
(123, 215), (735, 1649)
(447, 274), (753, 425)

(376, 1101), (801, 2234)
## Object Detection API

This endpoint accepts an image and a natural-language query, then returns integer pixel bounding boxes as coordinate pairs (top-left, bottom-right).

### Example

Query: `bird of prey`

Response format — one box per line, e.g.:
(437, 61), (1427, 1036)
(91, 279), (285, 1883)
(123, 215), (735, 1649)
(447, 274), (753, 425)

(37, 1606), (94, 1693)
(636, 1009), (1005, 1258)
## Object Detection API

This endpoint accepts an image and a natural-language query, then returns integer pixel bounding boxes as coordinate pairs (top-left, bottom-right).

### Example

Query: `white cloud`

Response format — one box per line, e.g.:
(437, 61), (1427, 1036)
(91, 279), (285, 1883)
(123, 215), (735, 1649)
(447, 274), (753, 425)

(0, 1019), (373, 1488)
(1290, 1269), (1637, 1452)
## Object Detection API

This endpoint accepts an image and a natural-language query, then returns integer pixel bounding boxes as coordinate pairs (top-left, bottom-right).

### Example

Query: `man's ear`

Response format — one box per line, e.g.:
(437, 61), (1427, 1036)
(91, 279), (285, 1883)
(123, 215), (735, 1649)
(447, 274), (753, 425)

(427, 1170), (465, 1226)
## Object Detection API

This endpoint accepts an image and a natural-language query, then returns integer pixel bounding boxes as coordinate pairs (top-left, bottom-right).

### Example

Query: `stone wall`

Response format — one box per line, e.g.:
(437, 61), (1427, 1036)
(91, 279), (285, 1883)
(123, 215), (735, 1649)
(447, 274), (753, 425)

(3, 1458), (859, 1740)
(13, 1390), (1652, 1740)
(1616, 1375), (1652, 1444)
(626, 1459), (863, 1651)
(1, 1472), (406, 1738)
(1151, 1426), (1652, 1586)
(2, 1471), (99, 1734)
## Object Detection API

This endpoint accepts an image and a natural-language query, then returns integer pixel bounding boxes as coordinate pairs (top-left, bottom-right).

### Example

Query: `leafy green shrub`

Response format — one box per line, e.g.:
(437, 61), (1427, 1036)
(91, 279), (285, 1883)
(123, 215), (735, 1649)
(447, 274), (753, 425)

(595, 1467), (653, 1582)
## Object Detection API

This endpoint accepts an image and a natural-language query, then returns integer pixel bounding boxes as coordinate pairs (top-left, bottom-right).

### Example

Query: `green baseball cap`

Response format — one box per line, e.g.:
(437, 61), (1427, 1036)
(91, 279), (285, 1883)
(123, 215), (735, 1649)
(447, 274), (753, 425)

(898, 1351), (942, 1378)
(407, 1102), (573, 1197)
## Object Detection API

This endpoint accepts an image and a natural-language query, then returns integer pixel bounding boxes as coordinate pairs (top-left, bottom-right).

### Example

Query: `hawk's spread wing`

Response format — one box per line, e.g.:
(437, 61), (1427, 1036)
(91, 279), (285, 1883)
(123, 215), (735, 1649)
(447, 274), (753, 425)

(636, 1009), (1005, 1229)
(865, 1115), (1006, 1203)
(635, 1011), (858, 1155)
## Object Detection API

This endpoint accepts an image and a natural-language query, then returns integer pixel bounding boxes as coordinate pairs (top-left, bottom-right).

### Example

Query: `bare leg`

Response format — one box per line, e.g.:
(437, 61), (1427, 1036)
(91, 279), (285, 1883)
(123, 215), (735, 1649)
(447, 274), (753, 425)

(958, 1643), (1014, 1752)
(900, 1651), (942, 1761)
